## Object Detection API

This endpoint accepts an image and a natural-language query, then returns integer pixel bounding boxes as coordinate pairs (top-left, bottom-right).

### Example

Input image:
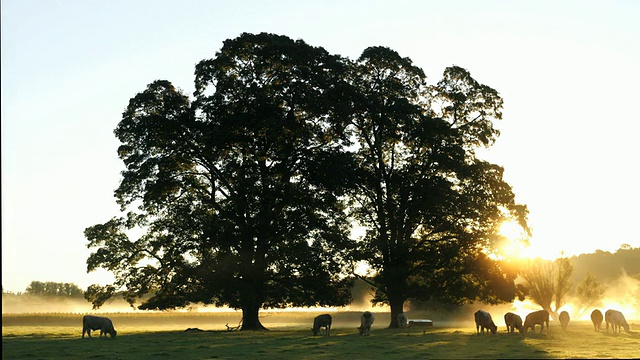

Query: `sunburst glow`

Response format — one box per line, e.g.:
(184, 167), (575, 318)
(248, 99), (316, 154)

(497, 220), (530, 259)
(497, 221), (564, 260)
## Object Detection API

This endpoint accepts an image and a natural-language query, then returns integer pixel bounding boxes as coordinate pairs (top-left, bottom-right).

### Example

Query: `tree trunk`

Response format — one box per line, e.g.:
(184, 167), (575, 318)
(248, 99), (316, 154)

(388, 296), (405, 328)
(239, 272), (267, 331)
(240, 302), (267, 331)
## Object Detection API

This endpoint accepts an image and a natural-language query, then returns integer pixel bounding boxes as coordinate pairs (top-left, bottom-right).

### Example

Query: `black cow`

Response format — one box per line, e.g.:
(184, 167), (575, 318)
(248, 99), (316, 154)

(312, 314), (332, 336)
(82, 315), (117, 339)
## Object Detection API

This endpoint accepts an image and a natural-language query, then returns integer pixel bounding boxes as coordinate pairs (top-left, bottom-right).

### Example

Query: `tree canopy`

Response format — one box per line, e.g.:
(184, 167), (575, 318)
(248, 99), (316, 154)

(85, 32), (528, 330)
(346, 47), (528, 327)
(85, 33), (356, 330)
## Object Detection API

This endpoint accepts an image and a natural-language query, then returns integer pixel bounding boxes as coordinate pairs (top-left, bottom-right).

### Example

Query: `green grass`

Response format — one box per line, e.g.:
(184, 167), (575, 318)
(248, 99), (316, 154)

(3, 312), (640, 359)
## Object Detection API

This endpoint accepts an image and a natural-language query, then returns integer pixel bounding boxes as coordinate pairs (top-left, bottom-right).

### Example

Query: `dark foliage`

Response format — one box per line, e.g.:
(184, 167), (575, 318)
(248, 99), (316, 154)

(347, 47), (528, 327)
(85, 32), (528, 330)
(85, 33), (356, 330)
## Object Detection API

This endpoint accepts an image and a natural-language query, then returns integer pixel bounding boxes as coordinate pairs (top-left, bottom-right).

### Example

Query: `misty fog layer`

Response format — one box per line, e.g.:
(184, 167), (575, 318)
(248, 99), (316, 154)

(4, 274), (638, 326)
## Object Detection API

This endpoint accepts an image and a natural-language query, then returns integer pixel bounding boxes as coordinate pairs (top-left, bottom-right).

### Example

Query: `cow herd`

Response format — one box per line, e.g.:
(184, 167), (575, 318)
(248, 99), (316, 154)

(472, 309), (549, 336)
(80, 308), (631, 339)
(473, 308), (631, 336)
(588, 309), (630, 334)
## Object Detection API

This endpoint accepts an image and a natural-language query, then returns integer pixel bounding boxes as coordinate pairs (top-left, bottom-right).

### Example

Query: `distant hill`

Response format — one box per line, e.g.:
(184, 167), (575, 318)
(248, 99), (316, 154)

(570, 246), (640, 284)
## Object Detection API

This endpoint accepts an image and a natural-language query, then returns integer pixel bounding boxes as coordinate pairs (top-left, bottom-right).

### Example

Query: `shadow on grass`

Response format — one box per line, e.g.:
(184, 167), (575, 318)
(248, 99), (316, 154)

(390, 329), (552, 359)
(2, 327), (557, 360)
(6, 320), (640, 360)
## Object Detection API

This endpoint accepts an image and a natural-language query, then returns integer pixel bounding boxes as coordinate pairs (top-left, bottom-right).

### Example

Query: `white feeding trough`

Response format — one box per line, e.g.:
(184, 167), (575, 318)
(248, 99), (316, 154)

(407, 319), (433, 334)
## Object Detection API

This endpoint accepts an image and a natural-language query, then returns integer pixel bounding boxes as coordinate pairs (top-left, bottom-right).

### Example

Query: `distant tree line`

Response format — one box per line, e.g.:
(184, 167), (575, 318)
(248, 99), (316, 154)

(571, 246), (640, 283)
(2, 281), (84, 298)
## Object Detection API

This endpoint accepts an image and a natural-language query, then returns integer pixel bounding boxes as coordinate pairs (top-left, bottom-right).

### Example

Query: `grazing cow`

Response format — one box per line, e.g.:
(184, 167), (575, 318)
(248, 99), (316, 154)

(474, 310), (498, 335)
(523, 310), (549, 335)
(504, 312), (523, 334)
(559, 311), (570, 330)
(82, 315), (117, 339)
(397, 313), (408, 328)
(312, 314), (332, 336)
(605, 309), (630, 334)
(590, 309), (603, 332)
(358, 311), (375, 336)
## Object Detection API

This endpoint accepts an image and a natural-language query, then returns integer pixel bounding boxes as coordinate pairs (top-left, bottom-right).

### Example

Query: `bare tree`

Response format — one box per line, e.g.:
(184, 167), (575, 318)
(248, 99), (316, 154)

(573, 273), (606, 318)
(554, 257), (573, 311)
(519, 257), (573, 319)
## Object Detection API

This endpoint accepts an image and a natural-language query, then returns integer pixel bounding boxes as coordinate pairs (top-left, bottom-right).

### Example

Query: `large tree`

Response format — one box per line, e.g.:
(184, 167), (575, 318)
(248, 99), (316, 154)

(84, 33), (356, 330)
(347, 47), (529, 327)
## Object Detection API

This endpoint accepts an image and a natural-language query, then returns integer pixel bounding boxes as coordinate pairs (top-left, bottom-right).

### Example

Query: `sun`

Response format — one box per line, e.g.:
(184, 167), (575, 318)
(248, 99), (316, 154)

(497, 220), (561, 260)
(497, 220), (530, 259)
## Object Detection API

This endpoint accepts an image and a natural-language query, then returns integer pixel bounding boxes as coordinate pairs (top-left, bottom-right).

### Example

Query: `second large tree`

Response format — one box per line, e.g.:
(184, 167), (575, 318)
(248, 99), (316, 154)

(347, 47), (529, 327)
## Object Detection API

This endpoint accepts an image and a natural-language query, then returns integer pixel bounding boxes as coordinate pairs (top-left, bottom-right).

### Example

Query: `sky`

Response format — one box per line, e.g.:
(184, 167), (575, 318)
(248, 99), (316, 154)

(2, 0), (639, 294)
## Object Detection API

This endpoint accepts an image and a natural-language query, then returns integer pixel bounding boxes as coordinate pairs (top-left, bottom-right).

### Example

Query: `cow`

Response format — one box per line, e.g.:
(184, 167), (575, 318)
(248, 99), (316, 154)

(504, 312), (523, 334)
(397, 313), (408, 328)
(559, 311), (570, 330)
(523, 310), (549, 335)
(474, 310), (497, 335)
(82, 315), (117, 339)
(312, 314), (332, 336)
(358, 311), (375, 336)
(590, 309), (603, 332)
(605, 309), (630, 334)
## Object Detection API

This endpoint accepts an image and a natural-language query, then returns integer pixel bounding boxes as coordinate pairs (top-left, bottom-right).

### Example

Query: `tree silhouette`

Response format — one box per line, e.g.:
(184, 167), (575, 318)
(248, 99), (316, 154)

(85, 33), (529, 330)
(347, 48), (529, 327)
(574, 273), (607, 318)
(520, 258), (573, 319)
(85, 33), (356, 330)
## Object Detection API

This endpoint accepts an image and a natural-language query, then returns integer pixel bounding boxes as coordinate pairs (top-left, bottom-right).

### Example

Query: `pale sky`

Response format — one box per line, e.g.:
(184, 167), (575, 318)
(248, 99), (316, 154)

(2, 0), (639, 294)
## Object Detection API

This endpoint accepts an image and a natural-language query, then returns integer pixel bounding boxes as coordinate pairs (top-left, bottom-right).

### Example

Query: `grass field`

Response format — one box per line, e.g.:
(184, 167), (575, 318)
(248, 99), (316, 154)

(3, 312), (640, 359)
